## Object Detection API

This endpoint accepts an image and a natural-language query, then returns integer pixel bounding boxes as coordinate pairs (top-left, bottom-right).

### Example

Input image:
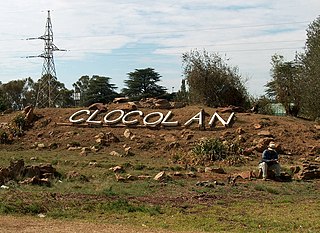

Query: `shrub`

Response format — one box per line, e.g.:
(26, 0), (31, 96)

(0, 130), (10, 144)
(12, 113), (26, 131)
(185, 138), (244, 165)
(192, 138), (227, 162)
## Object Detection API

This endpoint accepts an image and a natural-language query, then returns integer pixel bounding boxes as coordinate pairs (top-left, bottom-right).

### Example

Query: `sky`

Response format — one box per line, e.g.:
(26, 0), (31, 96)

(0, 0), (319, 96)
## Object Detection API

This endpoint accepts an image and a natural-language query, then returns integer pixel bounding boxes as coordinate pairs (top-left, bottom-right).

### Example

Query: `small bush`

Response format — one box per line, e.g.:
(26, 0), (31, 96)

(12, 113), (26, 131)
(0, 130), (10, 144)
(192, 138), (227, 162)
(184, 138), (244, 165)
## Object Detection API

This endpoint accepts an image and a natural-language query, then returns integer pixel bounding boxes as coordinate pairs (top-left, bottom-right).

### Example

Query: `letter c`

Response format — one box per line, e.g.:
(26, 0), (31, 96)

(69, 110), (90, 123)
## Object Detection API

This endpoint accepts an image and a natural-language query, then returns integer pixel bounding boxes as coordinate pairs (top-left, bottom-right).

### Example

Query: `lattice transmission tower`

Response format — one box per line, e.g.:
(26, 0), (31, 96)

(27, 10), (66, 108)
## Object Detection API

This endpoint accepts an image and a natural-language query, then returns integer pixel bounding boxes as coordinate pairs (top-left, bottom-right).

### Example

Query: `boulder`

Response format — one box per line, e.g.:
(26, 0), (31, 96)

(88, 103), (108, 112)
(170, 102), (186, 109)
(154, 99), (172, 109)
(24, 165), (41, 178)
(113, 97), (129, 103)
(116, 103), (137, 111)
(19, 177), (50, 186)
(298, 162), (320, 180)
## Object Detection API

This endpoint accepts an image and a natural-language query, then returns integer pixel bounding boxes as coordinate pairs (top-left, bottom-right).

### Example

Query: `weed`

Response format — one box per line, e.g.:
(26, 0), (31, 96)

(134, 164), (146, 170)
(254, 184), (280, 194)
(0, 130), (10, 144)
(24, 203), (43, 214)
(101, 186), (117, 196)
(0, 203), (16, 214)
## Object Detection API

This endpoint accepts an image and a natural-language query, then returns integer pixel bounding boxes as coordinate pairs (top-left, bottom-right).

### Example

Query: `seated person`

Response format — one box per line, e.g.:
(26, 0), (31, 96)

(259, 142), (281, 180)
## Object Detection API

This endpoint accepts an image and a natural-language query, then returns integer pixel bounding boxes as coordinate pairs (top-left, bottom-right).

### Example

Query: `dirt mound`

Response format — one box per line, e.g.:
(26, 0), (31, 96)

(0, 105), (319, 164)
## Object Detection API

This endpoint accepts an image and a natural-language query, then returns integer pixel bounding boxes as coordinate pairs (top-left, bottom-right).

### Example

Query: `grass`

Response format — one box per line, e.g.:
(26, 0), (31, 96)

(0, 149), (320, 232)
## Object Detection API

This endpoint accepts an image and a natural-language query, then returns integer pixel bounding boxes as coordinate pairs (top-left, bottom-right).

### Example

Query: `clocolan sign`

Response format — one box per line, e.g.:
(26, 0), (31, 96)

(69, 109), (235, 129)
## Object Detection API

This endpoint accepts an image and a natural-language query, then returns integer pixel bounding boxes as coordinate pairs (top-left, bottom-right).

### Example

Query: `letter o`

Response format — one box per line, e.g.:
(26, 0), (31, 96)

(122, 110), (143, 125)
(143, 112), (164, 126)
(103, 110), (125, 124)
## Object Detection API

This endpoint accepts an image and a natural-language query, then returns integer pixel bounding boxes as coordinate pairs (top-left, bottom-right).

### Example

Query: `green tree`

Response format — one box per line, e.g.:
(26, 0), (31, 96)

(266, 54), (302, 116)
(175, 78), (189, 103)
(301, 16), (320, 119)
(0, 81), (9, 111)
(122, 68), (167, 100)
(1, 79), (27, 110)
(22, 77), (37, 107)
(182, 49), (249, 107)
(72, 75), (90, 106)
(35, 75), (73, 108)
(84, 75), (118, 106)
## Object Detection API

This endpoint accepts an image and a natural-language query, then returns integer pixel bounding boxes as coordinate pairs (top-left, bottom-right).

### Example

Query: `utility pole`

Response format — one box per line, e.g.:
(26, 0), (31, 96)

(27, 10), (65, 108)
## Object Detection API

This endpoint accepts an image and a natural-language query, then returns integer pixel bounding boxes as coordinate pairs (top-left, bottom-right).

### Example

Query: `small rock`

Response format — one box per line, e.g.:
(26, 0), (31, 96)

(124, 147), (134, 156)
(109, 165), (123, 172)
(81, 147), (91, 152)
(258, 130), (273, 137)
(95, 138), (107, 146)
(124, 129), (133, 139)
(253, 124), (262, 129)
(68, 147), (81, 151)
(37, 143), (46, 149)
(204, 167), (213, 173)
(186, 171), (196, 177)
(138, 175), (152, 180)
(79, 151), (88, 156)
(196, 181), (214, 187)
(95, 132), (105, 139)
(154, 171), (166, 181)
(115, 174), (126, 182)
(172, 172), (183, 177)
(91, 146), (100, 153)
(110, 151), (122, 157)
(37, 214), (46, 218)
(236, 127), (245, 135)
(89, 162), (98, 166)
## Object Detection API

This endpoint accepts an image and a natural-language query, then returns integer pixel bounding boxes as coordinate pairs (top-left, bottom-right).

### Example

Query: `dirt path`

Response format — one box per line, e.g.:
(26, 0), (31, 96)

(0, 215), (190, 233)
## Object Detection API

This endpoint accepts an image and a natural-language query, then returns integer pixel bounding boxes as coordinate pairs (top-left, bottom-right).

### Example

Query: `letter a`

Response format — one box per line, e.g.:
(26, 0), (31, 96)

(184, 109), (205, 128)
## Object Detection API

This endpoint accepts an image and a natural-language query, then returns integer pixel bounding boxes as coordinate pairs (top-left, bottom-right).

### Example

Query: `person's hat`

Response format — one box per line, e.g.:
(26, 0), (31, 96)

(268, 142), (276, 149)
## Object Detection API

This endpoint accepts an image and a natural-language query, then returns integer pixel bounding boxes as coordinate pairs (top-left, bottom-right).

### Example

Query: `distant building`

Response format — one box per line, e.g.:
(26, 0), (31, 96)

(270, 103), (286, 116)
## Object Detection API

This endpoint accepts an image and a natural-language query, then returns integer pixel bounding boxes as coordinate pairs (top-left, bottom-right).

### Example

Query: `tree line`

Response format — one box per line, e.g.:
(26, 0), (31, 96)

(1, 16), (319, 120)
(264, 16), (320, 119)
(0, 68), (169, 111)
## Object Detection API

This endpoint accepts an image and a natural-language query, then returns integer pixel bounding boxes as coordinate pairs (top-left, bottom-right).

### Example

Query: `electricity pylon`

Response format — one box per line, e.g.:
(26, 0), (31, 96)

(27, 10), (66, 108)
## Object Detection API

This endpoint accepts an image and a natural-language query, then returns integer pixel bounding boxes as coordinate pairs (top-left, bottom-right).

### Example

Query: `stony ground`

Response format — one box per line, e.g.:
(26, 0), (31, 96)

(0, 104), (319, 232)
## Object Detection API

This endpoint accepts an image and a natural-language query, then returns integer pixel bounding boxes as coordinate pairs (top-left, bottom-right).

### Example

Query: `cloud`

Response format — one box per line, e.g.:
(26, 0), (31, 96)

(0, 0), (319, 95)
